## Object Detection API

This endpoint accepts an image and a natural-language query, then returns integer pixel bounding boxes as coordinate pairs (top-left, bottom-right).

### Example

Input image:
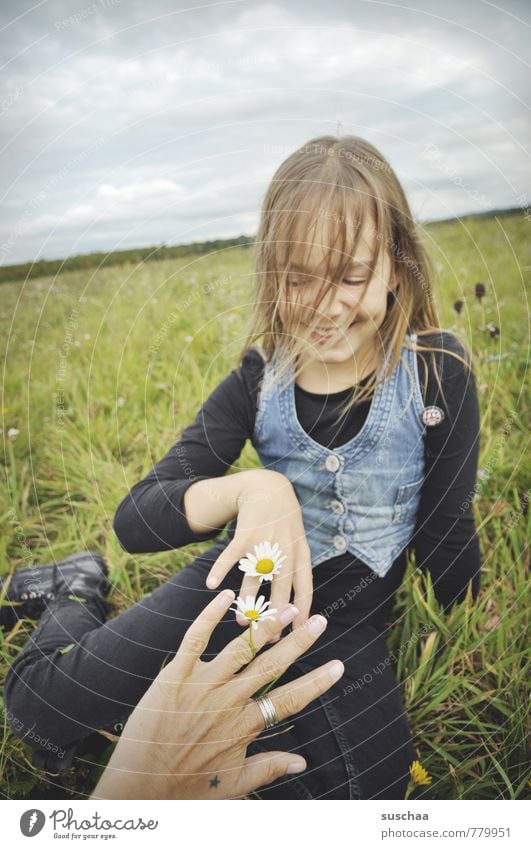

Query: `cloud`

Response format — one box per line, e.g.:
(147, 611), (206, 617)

(0, 0), (528, 264)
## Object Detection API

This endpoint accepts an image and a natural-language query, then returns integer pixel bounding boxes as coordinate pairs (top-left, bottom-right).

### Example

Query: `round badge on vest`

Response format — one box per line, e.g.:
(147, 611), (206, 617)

(421, 405), (445, 427)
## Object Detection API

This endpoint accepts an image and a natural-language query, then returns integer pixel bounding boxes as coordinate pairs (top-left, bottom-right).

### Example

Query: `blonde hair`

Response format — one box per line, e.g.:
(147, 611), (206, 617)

(238, 135), (473, 427)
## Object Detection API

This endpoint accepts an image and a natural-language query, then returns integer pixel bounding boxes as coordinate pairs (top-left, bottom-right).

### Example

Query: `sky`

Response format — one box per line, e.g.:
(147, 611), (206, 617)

(0, 0), (529, 265)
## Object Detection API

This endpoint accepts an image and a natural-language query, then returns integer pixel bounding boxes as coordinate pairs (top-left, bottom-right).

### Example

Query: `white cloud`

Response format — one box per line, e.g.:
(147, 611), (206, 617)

(0, 0), (528, 264)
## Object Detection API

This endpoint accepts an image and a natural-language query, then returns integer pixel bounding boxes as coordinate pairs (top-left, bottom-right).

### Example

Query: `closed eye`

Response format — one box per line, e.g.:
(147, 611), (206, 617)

(287, 277), (366, 287)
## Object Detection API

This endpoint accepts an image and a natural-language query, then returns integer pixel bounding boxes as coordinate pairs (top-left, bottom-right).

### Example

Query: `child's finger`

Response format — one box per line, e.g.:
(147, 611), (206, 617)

(206, 540), (246, 589)
(236, 575), (263, 625)
(268, 571), (293, 639)
(292, 557), (313, 628)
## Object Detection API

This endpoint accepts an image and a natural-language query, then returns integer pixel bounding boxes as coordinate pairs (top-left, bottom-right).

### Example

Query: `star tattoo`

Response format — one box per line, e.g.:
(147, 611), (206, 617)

(209, 775), (221, 789)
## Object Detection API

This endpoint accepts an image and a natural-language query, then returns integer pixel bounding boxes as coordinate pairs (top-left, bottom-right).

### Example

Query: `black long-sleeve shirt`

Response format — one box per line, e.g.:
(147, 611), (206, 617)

(114, 331), (481, 610)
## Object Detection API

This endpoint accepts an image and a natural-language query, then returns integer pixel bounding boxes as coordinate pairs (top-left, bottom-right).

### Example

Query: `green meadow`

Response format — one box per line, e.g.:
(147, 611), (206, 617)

(0, 211), (529, 799)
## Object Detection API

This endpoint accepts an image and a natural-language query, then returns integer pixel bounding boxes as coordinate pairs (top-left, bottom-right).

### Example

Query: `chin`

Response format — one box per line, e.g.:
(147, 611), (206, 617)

(314, 344), (356, 362)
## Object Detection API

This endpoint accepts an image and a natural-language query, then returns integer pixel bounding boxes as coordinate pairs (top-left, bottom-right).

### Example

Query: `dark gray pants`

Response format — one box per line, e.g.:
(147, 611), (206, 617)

(4, 541), (415, 799)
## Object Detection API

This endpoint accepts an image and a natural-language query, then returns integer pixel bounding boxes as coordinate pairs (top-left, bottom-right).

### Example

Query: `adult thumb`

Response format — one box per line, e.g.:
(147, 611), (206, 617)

(236, 751), (307, 797)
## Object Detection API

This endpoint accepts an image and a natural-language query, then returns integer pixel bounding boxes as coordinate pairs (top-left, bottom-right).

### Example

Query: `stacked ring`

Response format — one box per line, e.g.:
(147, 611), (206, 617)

(254, 694), (278, 730)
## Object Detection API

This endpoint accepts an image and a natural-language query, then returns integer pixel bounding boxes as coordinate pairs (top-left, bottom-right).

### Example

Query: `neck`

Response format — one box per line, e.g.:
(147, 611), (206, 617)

(295, 339), (382, 393)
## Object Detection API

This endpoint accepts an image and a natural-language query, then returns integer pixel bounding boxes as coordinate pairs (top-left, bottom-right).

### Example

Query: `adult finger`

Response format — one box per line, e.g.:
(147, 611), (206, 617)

(232, 614), (330, 699)
(268, 570), (293, 641)
(234, 751), (307, 798)
(208, 603), (299, 681)
(235, 574), (263, 625)
(170, 589), (236, 678)
(243, 658), (345, 735)
(206, 539), (249, 590)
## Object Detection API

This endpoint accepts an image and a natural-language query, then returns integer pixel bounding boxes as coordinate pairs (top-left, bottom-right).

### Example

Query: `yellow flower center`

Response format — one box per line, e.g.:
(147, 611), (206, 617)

(256, 558), (275, 574)
(245, 609), (260, 621)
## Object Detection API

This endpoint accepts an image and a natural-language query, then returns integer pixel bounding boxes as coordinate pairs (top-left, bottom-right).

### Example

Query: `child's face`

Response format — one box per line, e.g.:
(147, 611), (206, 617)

(280, 219), (397, 365)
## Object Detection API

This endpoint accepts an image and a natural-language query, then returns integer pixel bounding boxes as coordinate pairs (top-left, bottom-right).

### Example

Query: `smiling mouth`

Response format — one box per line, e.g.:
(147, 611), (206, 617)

(310, 320), (358, 337)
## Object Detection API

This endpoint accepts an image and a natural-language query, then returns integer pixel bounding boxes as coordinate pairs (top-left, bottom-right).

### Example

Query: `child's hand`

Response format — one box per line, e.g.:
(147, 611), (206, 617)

(205, 469), (313, 630)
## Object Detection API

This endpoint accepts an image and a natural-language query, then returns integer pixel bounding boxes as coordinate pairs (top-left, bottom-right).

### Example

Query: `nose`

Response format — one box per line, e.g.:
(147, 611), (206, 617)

(319, 283), (353, 323)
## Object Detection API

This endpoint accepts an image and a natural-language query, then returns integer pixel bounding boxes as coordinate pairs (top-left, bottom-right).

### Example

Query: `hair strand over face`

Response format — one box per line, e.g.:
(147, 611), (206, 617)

(238, 135), (473, 425)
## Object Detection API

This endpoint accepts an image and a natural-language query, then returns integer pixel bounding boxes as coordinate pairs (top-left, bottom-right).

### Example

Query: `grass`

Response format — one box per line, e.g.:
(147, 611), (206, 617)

(0, 211), (529, 799)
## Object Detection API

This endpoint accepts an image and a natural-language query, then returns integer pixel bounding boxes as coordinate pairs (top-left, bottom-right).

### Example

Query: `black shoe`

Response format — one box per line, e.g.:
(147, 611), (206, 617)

(0, 551), (111, 630)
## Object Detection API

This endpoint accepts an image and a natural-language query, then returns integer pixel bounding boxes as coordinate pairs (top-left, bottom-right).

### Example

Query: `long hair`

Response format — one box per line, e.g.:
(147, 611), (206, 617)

(238, 135), (473, 426)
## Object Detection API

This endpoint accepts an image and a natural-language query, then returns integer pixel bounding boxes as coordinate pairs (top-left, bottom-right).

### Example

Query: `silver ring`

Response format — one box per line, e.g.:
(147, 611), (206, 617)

(254, 695), (278, 730)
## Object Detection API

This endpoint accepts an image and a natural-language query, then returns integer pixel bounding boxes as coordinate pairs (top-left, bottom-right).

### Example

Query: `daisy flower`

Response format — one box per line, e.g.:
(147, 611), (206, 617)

(230, 595), (277, 631)
(238, 540), (287, 582)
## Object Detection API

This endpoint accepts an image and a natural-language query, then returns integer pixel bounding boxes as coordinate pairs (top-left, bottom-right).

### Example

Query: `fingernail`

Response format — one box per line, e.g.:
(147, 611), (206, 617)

(207, 576), (219, 589)
(279, 605), (299, 626)
(286, 760), (306, 774)
(328, 660), (344, 682)
(307, 614), (327, 636)
(217, 589), (235, 607)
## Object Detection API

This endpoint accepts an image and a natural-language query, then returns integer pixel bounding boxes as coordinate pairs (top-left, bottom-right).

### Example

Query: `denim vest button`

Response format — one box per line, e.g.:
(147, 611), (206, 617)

(325, 454), (340, 472)
(333, 534), (347, 550)
(330, 499), (345, 514)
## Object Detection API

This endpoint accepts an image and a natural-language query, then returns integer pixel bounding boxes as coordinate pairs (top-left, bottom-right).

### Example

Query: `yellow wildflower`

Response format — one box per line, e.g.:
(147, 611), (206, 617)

(409, 759), (432, 786)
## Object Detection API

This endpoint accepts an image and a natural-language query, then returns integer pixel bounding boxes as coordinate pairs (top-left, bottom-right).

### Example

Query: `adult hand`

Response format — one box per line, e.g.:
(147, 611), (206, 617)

(205, 469), (313, 629)
(91, 589), (343, 800)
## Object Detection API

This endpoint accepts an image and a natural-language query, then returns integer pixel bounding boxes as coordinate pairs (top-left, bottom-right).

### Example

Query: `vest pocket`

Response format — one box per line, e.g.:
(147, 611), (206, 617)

(392, 477), (424, 524)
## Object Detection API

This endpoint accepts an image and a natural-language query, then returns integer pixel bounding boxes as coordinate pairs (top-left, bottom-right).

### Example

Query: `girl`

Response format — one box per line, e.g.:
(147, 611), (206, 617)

(3, 135), (481, 799)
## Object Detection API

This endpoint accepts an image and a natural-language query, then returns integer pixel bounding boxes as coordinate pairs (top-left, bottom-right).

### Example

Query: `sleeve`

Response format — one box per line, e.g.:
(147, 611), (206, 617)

(113, 348), (265, 553)
(409, 331), (482, 612)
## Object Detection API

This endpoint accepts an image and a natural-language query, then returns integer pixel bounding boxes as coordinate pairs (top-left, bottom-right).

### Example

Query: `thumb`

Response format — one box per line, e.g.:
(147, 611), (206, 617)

(236, 751), (307, 797)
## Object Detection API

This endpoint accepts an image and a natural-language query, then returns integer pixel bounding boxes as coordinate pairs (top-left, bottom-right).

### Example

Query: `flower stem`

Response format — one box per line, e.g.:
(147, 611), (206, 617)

(248, 627), (256, 658)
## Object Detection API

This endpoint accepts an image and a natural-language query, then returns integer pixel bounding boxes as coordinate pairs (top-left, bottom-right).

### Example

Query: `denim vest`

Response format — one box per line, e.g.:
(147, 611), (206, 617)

(251, 333), (426, 578)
